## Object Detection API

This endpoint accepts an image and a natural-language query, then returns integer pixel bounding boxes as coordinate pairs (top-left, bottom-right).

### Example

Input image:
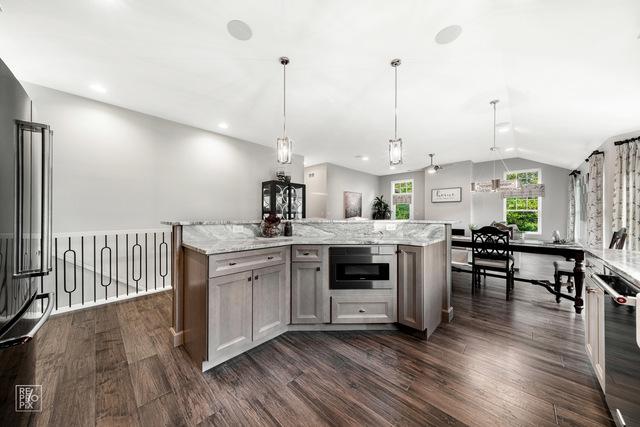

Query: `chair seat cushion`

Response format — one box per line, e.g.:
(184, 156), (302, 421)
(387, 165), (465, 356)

(474, 255), (514, 269)
(553, 260), (575, 274)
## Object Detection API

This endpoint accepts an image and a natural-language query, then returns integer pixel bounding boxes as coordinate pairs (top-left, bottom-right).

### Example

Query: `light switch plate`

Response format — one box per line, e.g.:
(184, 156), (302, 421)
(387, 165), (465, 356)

(386, 223), (397, 231)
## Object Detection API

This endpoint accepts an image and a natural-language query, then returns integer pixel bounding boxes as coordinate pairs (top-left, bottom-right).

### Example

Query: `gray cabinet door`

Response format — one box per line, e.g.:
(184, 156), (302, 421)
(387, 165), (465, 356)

(398, 245), (424, 330)
(291, 262), (324, 324)
(209, 271), (253, 361)
(252, 264), (288, 340)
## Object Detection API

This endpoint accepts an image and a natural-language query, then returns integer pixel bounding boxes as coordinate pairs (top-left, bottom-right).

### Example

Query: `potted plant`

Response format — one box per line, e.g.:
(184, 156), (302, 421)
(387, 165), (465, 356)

(372, 195), (391, 220)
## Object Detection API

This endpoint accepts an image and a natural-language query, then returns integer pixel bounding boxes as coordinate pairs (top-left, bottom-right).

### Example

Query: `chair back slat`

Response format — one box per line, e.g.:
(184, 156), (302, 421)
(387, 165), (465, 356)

(471, 226), (510, 260)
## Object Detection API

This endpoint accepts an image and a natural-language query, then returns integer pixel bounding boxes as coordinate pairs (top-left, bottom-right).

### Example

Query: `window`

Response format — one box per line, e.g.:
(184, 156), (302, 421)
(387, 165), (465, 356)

(504, 170), (542, 233)
(391, 179), (413, 220)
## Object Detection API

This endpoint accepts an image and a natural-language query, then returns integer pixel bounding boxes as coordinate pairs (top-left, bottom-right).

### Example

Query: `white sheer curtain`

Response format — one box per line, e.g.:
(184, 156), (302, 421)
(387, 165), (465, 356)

(567, 174), (576, 241)
(587, 153), (604, 247)
(612, 142), (640, 250)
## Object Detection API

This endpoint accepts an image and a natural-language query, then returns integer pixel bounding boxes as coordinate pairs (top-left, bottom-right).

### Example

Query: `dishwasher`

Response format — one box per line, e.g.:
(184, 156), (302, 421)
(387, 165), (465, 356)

(591, 272), (640, 426)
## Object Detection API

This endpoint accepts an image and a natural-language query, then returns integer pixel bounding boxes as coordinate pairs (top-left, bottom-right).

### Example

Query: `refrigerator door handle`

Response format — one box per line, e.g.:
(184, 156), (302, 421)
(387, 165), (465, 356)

(0, 293), (53, 349)
(13, 121), (53, 278)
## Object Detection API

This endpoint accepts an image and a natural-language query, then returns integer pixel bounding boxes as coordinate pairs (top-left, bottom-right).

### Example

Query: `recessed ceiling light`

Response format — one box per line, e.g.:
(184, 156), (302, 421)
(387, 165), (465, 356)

(89, 83), (107, 93)
(227, 20), (252, 41)
(355, 155), (369, 161)
(389, 165), (396, 170)
(435, 25), (462, 45)
(504, 147), (515, 152)
(218, 122), (229, 129)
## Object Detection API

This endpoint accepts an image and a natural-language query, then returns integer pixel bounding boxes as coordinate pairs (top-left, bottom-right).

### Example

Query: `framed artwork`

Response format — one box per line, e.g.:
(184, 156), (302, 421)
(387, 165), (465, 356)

(343, 191), (362, 218)
(431, 187), (462, 203)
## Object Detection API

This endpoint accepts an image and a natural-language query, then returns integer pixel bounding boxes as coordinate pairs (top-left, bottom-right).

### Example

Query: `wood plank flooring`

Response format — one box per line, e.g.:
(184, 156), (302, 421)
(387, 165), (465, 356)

(31, 253), (613, 426)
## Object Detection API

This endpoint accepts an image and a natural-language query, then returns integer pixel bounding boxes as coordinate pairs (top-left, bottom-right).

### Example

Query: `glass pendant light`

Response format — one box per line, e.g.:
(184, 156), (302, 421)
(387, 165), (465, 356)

(388, 58), (403, 166)
(276, 56), (293, 164)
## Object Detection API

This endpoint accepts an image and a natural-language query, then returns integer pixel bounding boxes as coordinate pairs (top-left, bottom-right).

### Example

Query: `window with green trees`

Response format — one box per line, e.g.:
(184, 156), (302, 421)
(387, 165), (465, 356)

(504, 170), (541, 233)
(391, 179), (413, 220)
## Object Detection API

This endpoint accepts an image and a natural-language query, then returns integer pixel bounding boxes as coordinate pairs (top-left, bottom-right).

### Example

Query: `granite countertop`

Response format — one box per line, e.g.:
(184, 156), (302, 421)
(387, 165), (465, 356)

(183, 235), (446, 255)
(585, 247), (640, 288)
(162, 219), (459, 226)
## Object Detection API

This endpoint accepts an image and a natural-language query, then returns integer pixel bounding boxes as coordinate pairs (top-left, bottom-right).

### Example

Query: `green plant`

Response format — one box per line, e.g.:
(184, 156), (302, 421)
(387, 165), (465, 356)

(372, 195), (391, 220)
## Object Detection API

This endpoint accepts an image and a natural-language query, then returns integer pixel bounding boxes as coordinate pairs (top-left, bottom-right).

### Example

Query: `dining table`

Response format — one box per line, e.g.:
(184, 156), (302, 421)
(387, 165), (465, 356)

(451, 236), (586, 313)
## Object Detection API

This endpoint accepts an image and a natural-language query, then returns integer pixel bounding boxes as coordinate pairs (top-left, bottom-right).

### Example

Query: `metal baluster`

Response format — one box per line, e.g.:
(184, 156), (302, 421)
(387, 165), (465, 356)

(144, 233), (148, 292)
(63, 237), (77, 308)
(54, 237), (58, 310)
(93, 235), (96, 302)
(153, 233), (157, 290)
(81, 236), (84, 305)
(115, 235), (119, 299)
(132, 233), (141, 293)
(159, 232), (168, 288)
(100, 235), (112, 300)
(125, 234), (129, 296)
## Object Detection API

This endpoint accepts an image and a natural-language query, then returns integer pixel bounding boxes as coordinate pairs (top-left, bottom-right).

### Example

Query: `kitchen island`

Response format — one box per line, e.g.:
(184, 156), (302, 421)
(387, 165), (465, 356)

(163, 220), (455, 371)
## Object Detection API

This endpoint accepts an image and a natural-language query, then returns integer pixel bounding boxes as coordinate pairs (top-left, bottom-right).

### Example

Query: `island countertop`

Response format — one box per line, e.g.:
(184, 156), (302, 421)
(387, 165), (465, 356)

(162, 219), (459, 226)
(169, 220), (454, 255)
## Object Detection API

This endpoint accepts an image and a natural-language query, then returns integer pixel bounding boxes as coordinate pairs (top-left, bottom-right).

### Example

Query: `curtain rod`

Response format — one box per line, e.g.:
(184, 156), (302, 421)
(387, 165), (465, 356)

(585, 150), (604, 163)
(614, 136), (640, 146)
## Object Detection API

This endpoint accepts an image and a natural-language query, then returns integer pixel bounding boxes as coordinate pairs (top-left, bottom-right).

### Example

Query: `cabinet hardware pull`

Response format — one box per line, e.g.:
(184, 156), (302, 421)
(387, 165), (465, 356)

(247, 277), (252, 282)
(267, 256), (274, 260)
(229, 262), (237, 266)
(586, 287), (596, 294)
(254, 275), (258, 280)
(316, 267), (321, 272)
(358, 308), (366, 313)
(303, 252), (310, 256)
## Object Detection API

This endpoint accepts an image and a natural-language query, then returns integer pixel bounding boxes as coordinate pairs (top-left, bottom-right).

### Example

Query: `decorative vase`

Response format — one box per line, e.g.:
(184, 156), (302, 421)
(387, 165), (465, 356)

(260, 212), (282, 238)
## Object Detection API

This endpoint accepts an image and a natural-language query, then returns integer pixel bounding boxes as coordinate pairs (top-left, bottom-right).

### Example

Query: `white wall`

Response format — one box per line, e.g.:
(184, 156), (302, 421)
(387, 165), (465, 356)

(304, 163), (328, 219)
(471, 158), (571, 240)
(378, 170), (426, 220)
(424, 161), (473, 233)
(25, 84), (304, 232)
(304, 163), (379, 219)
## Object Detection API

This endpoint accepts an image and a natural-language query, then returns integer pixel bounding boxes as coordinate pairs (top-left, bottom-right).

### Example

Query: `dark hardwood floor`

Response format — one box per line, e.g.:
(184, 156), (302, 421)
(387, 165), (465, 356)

(31, 253), (613, 426)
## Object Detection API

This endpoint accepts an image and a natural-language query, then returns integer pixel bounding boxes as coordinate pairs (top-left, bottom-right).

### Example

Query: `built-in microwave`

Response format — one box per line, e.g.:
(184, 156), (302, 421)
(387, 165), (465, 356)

(329, 246), (395, 290)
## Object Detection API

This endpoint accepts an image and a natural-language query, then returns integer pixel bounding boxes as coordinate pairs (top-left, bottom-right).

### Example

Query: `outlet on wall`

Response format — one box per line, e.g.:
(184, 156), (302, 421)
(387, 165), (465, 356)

(385, 223), (397, 231)
(232, 225), (243, 233)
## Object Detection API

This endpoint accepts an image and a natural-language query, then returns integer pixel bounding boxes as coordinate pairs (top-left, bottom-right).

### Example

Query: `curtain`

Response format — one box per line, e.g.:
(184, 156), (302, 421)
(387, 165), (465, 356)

(587, 153), (604, 247)
(567, 175), (576, 242)
(612, 142), (640, 250)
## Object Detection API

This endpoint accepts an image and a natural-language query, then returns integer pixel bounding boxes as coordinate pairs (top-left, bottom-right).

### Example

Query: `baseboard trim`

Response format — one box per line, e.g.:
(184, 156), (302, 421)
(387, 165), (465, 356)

(169, 327), (184, 347)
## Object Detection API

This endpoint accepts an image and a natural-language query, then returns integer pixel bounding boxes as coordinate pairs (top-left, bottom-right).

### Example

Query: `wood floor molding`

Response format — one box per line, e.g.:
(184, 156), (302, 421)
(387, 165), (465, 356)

(31, 253), (613, 426)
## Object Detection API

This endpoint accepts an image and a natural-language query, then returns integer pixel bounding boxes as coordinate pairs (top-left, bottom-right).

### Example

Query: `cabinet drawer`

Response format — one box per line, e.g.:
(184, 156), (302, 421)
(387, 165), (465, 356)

(209, 247), (286, 278)
(292, 245), (322, 262)
(331, 294), (395, 324)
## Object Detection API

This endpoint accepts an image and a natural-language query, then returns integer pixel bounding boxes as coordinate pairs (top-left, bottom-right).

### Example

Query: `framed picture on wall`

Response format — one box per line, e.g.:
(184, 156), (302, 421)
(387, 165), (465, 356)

(431, 187), (462, 203)
(343, 191), (362, 218)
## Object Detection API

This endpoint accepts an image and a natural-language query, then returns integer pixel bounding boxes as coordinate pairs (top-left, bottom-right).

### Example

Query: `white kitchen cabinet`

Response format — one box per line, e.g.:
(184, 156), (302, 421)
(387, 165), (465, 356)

(397, 243), (445, 337)
(291, 262), (325, 324)
(585, 279), (605, 390)
(208, 271), (253, 362)
(252, 264), (288, 340)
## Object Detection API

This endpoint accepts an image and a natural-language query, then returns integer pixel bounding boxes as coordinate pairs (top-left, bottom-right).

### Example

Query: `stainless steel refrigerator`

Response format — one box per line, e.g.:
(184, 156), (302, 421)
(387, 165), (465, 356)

(0, 58), (54, 425)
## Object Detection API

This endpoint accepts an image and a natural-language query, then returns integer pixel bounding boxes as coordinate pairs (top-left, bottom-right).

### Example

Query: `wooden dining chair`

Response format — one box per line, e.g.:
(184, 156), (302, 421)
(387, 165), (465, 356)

(471, 226), (515, 300)
(552, 227), (627, 302)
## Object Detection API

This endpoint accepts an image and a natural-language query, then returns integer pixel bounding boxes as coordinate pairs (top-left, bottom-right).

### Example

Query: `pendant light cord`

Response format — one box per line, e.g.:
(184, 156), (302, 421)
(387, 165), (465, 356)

(283, 61), (287, 137)
(394, 64), (398, 140)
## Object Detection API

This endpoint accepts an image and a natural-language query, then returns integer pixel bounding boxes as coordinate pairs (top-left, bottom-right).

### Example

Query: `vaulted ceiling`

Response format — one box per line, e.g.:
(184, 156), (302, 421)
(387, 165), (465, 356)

(1, 0), (639, 175)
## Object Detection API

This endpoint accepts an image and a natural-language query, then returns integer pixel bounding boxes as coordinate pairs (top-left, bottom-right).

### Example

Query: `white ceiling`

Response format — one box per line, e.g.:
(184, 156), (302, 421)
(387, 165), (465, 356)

(1, 0), (639, 175)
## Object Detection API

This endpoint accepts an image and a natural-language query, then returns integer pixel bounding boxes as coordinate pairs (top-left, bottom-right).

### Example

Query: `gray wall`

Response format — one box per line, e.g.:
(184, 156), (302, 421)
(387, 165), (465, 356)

(304, 163), (328, 219)
(378, 170), (426, 220)
(326, 163), (379, 219)
(424, 161), (473, 232)
(471, 158), (571, 240)
(26, 84), (304, 232)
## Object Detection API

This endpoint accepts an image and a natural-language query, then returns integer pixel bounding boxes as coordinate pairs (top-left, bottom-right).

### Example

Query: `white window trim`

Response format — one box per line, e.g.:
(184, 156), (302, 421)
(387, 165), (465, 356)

(390, 178), (414, 220)
(503, 169), (542, 236)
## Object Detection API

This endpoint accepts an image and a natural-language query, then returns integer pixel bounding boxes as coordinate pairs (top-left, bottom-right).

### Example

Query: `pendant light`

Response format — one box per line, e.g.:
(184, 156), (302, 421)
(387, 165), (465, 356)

(426, 153), (440, 174)
(276, 56), (293, 164)
(388, 58), (403, 166)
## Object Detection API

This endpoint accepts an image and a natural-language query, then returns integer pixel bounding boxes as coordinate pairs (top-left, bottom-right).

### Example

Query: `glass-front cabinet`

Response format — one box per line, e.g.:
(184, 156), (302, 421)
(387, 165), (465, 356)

(262, 180), (306, 220)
